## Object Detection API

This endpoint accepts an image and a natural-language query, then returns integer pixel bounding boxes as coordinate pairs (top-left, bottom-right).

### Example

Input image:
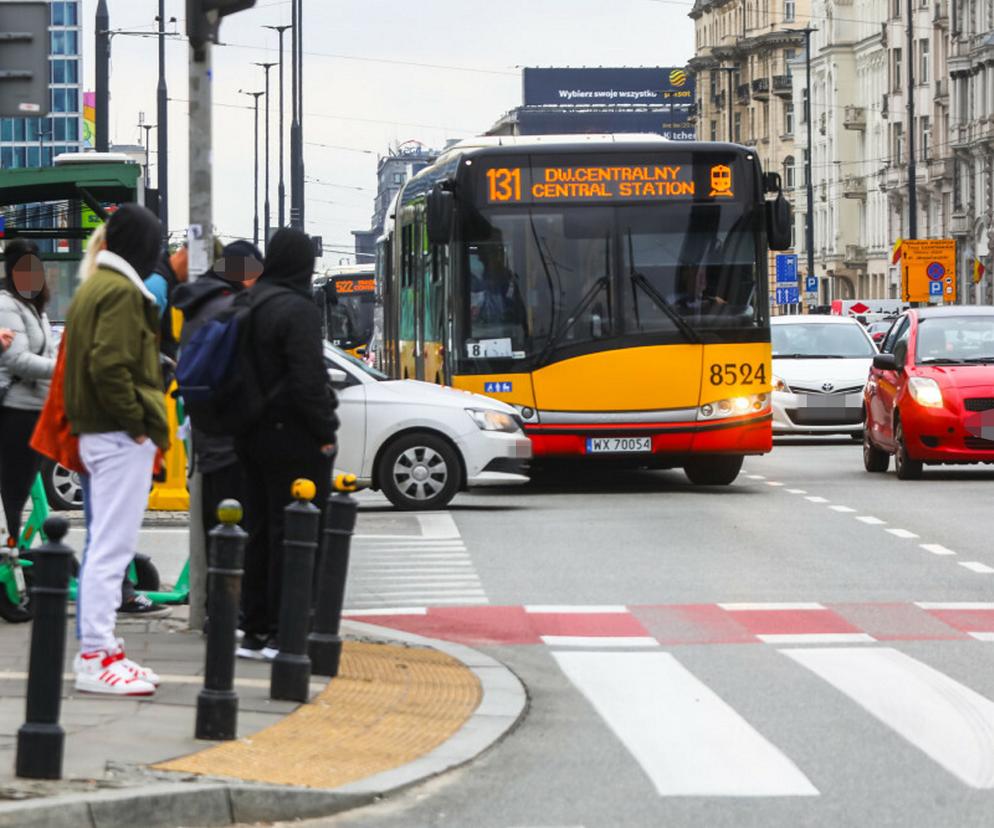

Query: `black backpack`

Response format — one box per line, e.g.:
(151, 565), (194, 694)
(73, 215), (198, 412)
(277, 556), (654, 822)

(176, 288), (287, 437)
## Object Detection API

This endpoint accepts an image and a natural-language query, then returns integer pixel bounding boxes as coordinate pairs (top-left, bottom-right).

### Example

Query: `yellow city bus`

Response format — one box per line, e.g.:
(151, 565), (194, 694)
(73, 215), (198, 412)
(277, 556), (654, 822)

(379, 135), (792, 484)
(312, 264), (377, 358)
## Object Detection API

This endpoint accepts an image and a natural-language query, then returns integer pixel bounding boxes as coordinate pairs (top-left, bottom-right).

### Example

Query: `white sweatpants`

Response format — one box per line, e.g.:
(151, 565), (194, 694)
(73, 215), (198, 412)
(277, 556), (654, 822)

(78, 432), (157, 653)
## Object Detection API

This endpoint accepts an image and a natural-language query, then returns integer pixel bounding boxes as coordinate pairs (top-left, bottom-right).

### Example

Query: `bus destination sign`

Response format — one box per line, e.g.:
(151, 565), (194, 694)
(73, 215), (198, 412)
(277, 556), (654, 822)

(334, 278), (375, 294)
(483, 163), (734, 204)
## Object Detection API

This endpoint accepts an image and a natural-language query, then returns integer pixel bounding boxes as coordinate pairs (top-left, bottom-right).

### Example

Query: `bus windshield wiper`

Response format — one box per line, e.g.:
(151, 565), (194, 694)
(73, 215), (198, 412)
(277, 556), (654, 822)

(627, 230), (700, 344)
(534, 275), (610, 367)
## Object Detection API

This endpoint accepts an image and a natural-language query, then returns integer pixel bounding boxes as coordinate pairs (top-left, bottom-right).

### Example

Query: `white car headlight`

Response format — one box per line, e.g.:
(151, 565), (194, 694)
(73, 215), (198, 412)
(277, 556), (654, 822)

(908, 377), (944, 408)
(466, 408), (521, 433)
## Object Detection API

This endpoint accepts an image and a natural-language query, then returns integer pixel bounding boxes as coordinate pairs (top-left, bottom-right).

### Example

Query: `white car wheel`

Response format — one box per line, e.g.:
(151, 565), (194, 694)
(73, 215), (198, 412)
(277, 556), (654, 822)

(378, 433), (461, 510)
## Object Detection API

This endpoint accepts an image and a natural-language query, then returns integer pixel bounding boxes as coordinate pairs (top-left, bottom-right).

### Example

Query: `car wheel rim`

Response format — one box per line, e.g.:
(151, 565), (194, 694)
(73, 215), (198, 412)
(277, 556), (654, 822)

(52, 465), (83, 506)
(393, 446), (448, 501)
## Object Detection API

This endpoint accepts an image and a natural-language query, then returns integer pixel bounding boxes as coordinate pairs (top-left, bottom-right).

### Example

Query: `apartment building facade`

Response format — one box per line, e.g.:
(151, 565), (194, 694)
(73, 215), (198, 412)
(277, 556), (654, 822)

(690, 0), (972, 303)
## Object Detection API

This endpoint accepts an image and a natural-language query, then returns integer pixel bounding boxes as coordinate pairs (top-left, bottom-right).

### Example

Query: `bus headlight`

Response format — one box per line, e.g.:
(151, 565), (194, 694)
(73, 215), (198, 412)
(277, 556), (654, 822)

(466, 408), (522, 433)
(908, 377), (944, 408)
(698, 393), (770, 420)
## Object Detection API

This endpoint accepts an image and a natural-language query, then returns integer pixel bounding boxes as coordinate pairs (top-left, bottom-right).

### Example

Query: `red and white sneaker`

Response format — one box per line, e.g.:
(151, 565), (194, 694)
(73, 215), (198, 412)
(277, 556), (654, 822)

(74, 650), (156, 697)
(114, 639), (160, 686)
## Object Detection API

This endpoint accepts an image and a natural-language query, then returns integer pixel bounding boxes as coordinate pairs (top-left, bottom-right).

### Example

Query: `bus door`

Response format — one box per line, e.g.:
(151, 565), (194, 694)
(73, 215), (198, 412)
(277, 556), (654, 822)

(399, 222), (417, 378)
(425, 243), (447, 384)
(414, 213), (427, 380)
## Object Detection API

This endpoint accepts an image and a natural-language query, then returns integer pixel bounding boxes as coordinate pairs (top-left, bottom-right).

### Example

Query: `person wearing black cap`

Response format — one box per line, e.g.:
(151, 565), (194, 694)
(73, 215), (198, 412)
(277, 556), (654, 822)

(234, 228), (338, 660)
(173, 239), (264, 538)
(63, 203), (169, 696)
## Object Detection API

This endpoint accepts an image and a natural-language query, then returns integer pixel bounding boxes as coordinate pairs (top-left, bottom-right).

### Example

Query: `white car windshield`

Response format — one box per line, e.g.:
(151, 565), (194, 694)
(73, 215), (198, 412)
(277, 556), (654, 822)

(772, 323), (875, 358)
(325, 343), (389, 380)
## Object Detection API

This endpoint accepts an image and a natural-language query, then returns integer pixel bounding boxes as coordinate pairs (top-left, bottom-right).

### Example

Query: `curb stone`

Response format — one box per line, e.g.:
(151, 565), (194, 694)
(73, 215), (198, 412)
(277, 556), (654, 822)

(0, 624), (527, 827)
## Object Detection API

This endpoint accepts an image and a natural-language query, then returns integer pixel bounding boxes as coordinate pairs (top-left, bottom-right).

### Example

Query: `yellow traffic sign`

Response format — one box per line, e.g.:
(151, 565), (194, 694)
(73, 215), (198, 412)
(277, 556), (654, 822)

(901, 239), (956, 303)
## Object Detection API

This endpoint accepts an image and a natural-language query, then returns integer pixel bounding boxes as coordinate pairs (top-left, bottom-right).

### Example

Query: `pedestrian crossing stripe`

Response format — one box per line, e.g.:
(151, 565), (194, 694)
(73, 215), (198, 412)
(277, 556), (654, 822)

(553, 647), (994, 796)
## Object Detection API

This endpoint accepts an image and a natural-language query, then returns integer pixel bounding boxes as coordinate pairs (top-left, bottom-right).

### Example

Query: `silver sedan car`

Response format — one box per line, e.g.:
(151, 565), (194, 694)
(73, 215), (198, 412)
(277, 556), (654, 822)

(771, 316), (877, 437)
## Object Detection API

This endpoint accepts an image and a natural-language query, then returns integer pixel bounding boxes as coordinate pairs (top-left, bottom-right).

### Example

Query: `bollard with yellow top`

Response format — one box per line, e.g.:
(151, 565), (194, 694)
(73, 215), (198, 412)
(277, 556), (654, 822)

(270, 479), (321, 703)
(195, 500), (247, 741)
(308, 473), (360, 677)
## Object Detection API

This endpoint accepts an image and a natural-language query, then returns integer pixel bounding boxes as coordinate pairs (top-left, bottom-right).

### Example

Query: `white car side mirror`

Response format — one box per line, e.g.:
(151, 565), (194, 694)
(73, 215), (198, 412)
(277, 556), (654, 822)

(327, 368), (348, 385)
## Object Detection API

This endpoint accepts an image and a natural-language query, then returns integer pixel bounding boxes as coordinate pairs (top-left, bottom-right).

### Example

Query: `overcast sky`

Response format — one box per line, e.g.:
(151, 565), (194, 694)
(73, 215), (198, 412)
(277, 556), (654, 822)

(80, 0), (694, 263)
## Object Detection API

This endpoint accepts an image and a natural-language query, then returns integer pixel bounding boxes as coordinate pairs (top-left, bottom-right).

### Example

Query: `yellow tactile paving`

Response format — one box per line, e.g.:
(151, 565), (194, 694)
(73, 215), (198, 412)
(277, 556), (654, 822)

(155, 642), (482, 789)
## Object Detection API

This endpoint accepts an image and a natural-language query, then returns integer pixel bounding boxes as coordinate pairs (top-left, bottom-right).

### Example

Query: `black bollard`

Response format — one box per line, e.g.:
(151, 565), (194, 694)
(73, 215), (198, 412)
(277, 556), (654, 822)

(16, 517), (72, 779)
(270, 479), (320, 702)
(308, 474), (359, 677)
(195, 500), (247, 741)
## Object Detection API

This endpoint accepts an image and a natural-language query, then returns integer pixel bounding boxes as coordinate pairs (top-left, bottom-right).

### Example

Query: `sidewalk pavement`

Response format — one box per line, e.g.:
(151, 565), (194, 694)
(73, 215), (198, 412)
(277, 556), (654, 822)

(0, 609), (526, 828)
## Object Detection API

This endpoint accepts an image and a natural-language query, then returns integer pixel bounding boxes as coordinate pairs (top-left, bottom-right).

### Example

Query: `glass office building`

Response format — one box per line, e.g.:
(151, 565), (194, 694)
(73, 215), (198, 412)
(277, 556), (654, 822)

(0, 0), (83, 170)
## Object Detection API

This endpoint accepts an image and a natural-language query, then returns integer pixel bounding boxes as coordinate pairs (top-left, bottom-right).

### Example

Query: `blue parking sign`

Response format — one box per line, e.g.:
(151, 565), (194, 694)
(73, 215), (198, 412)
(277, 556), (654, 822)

(805, 275), (818, 293)
(929, 280), (943, 297)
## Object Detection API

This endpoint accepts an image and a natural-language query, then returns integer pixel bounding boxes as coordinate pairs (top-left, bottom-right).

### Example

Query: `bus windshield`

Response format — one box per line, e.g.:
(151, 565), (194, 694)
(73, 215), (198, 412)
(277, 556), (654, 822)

(318, 275), (376, 349)
(461, 201), (764, 367)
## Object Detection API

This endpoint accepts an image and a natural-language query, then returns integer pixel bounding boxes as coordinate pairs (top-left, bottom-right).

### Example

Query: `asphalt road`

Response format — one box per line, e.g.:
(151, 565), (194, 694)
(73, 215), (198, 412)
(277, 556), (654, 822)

(223, 438), (994, 827)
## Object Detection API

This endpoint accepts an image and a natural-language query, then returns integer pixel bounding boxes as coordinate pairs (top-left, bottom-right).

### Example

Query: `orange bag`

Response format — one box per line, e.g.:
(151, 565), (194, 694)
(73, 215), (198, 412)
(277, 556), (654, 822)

(30, 336), (84, 473)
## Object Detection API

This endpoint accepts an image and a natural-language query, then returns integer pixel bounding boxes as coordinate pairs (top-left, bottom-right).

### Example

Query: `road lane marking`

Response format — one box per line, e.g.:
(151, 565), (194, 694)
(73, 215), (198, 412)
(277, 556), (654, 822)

(344, 607), (428, 616)
(959, 562), (994, 574)
(746, 474), (766, 480)
(719, 602), (825, 611)
(784, 647), (994, 788)
(916, 602), (994, 610)
(541, 636), (658, 648)
(526, 605), (629, 614)
(805, 496), (829, 503)
(786, 489), (807, 494)
(856, 516), (886, 525)
(553, 651), (819, 797)
(766, 481), (784, 487)
(829, 505), (856, 513)
(920, 544), (957, 556)
(756, 633), (875, 645)
(416, 513), (461, 539)
(886, 528), (919, 539)
(968, 632), (994, 642)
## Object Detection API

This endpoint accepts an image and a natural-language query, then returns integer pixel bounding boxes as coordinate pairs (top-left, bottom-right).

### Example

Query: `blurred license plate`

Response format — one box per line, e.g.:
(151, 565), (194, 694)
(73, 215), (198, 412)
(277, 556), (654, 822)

(586, 436), (652, 453)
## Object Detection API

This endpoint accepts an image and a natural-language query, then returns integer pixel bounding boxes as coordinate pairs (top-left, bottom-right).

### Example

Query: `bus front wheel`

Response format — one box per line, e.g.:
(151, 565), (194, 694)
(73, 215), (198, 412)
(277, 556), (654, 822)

(683, 455), (744, 486)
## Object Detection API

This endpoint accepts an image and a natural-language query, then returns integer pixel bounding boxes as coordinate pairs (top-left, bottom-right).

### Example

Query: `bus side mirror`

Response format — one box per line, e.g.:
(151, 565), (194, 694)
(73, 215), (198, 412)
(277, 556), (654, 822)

(426, 187), (454, 245)
(766, 190), (792, 251)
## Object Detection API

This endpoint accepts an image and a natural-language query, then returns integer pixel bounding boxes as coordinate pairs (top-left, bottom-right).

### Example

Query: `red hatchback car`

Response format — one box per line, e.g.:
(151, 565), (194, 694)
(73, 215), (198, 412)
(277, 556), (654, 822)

(863, 307), (994, 479)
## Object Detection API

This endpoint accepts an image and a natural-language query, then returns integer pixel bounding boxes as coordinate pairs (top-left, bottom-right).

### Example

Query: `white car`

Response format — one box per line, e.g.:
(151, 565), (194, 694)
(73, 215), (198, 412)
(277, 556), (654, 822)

(771, 316), (877, 437)
(325, 343), (531, 509)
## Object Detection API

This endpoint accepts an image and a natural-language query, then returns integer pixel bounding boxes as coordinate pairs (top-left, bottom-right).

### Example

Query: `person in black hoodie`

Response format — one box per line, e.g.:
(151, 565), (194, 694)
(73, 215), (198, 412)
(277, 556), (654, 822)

(173, 240), (263, 539)
(234, 229), (338, 660)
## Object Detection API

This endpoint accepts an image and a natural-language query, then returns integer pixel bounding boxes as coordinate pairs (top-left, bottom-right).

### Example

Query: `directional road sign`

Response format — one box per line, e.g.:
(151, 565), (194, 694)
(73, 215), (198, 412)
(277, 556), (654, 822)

(775, 287), (800, 305)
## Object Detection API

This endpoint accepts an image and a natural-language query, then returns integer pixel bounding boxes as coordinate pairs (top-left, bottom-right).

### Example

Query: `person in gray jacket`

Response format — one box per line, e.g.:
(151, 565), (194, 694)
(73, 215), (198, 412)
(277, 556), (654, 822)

(0, 239), (56, 544)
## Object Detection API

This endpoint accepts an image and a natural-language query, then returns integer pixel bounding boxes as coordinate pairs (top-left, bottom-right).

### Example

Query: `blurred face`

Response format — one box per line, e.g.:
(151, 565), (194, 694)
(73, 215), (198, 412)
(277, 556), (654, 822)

(11, 254), (45, 299)
(215, 255), (263, 285)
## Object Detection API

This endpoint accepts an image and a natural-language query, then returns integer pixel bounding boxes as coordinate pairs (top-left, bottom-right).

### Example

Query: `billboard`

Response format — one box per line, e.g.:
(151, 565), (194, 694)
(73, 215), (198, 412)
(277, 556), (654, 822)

(523, 67), (695, 107)
(515, 108), (694, 140)
(901, 239), (957, 303)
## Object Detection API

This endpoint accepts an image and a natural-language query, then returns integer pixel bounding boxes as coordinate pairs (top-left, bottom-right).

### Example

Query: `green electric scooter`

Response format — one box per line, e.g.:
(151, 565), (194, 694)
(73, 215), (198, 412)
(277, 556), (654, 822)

(0, 474), (191, 623)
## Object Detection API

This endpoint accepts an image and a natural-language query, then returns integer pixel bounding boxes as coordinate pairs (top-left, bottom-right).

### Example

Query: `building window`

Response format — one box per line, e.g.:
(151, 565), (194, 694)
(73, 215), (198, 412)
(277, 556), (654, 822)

(919, 38), (929, 84)
(784, 0), (796, 22)
(921, 114), (931, 160)
(784, 48), (796, 76)
(802, 149), (809, 186)
(800, 87), (808, 124)
(710, 120), (717, 141)
(893, 122), (904, 163)
(733, 111), (741, 142)
(784, 155), (796, 189)
(785, 101), (794, 134)
(393, 172), (405, 184)
(893, 48), (902, 91)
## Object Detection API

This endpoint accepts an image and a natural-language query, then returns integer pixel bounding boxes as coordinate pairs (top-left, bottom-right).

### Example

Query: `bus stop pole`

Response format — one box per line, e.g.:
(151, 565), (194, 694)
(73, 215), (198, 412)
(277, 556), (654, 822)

(187, 30), (214, 631)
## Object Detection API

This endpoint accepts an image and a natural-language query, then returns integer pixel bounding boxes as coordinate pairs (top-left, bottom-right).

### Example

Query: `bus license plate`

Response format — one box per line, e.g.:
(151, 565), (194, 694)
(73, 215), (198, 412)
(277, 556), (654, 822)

(586, 436), (653, 454)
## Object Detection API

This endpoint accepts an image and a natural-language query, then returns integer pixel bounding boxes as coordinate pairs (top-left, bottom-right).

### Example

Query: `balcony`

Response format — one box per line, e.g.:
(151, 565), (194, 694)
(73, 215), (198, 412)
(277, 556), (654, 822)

(751, 77), (770, 100)
(950, 211), (970, 235)
(772, 75), (792, 97)
(843, 176), (867, 199)
(737, 83), (751, 104)
(934, 78), (948, 101)
(714, 91), (726, 110)
(934, 0), (948, 25)
(843, 105), (866, 130)
(928, 156), (953, 182)
(844, 245), (868, 269)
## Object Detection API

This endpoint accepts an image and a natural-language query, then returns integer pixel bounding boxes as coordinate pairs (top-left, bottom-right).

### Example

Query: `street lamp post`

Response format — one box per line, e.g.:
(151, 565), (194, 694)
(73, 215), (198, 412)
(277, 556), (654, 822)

(240, 90), (264, 248)
(254, 61), (277, 245)
(141, 123), (156, 190)
(264, 24), (292, 229)
(906, 0), (918, 240)
(156, 0), (171, 249)
(802, 27), (817, 296)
